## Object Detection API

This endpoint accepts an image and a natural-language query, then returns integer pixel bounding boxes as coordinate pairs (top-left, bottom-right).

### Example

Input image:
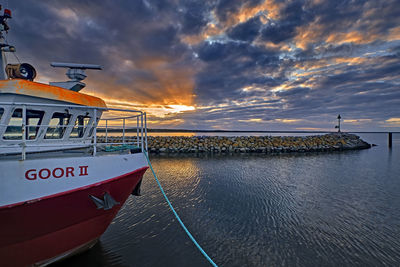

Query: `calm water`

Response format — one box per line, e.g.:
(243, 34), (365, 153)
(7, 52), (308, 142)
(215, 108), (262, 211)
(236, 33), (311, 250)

(56, 133), (400, 267)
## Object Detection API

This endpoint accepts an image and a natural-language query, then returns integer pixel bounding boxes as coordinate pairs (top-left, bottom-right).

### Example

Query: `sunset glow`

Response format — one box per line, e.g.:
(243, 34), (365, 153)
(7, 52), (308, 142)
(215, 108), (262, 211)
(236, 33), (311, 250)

(9, 0), (400, 131)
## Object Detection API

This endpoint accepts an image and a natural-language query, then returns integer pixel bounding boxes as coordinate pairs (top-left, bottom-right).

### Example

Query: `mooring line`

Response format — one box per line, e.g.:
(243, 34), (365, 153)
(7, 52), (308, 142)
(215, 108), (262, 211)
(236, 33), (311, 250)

(144, 152), (218, 267)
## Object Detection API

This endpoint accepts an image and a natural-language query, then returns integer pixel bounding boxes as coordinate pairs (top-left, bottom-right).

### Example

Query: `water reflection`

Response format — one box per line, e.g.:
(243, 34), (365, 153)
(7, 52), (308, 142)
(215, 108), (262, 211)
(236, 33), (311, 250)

(53, 133), (400, 266)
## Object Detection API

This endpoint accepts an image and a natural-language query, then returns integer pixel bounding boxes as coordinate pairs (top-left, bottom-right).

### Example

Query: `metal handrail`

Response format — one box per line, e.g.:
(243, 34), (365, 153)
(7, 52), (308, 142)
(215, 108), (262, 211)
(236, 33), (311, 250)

(0, 102), (148, 159)
(0, 102), (143, 113)
(100, 114), (140, 121)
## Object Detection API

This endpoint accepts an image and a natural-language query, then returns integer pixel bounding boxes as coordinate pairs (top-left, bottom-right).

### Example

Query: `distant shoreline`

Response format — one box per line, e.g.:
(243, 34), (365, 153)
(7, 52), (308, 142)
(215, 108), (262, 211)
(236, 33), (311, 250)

(97, 128), (399, 134)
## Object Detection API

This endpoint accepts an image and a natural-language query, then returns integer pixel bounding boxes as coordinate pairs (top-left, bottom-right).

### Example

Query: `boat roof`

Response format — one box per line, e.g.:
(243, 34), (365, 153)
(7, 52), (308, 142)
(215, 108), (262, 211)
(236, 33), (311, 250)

(0, 79), (106, 108)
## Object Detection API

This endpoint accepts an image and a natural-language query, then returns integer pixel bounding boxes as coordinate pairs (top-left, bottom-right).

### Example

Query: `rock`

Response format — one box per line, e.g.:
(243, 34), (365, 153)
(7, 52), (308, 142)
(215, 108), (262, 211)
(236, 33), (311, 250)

(100, 133), (371, 154)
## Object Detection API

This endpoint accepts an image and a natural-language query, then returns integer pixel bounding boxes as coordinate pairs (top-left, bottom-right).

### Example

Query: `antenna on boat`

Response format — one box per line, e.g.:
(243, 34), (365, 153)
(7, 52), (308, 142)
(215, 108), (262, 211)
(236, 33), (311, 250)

(49, 62), (103, 92)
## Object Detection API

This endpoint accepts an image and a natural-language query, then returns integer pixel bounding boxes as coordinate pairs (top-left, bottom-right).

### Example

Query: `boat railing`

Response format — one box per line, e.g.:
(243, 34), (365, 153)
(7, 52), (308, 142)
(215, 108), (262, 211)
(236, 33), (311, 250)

(0, 102), (148, 160)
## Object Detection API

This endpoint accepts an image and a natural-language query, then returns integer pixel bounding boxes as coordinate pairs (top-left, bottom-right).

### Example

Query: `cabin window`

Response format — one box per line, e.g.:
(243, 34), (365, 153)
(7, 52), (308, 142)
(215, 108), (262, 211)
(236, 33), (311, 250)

(88, 117), (100, 137)
(70, 115), (91, 138)
(27, 110), (45, 140)
(3, 109), (22, 140)
(45, 112), (71, 139)
(0, 107), (4, 120)
(3, 108), (45, 140)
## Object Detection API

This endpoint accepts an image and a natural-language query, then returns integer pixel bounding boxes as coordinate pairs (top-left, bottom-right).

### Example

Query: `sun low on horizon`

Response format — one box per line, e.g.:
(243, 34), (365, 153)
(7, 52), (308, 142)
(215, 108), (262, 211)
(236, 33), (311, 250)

(7, 0), (400, 132)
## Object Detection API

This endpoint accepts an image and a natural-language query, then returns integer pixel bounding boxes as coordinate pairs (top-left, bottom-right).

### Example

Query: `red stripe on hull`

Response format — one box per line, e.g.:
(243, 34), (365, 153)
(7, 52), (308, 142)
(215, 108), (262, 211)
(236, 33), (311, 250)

(0, 166), (148, 267)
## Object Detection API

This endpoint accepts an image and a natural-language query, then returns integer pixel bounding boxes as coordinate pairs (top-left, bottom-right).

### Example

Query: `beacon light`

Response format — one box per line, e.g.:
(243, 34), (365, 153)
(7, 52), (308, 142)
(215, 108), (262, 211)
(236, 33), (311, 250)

(4, 9), (11, 19)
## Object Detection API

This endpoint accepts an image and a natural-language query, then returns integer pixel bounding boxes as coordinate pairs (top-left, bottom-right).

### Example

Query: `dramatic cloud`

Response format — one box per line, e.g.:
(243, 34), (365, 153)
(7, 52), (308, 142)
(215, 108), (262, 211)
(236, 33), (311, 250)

(5, 0), (400, 131)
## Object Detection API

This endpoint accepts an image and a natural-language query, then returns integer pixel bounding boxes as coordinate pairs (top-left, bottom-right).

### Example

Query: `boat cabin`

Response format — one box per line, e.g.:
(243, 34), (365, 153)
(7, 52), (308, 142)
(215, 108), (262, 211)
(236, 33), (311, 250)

(0, 78), (147, 159)
(0, 79), (106, 155)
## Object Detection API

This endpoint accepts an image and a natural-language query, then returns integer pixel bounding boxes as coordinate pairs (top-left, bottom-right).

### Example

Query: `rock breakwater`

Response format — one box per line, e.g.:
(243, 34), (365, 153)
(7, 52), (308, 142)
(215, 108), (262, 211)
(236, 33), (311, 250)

(98, 133), (371, 154)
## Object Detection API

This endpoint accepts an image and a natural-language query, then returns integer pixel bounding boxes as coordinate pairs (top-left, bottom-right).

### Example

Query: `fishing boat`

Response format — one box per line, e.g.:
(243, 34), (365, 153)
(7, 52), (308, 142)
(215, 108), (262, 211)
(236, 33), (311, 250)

(0, 6), (148, 266)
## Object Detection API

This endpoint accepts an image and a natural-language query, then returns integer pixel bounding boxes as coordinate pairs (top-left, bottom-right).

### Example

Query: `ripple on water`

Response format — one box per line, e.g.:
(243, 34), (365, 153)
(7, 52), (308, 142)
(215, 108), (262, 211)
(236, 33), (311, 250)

(56, 135), (400, 266)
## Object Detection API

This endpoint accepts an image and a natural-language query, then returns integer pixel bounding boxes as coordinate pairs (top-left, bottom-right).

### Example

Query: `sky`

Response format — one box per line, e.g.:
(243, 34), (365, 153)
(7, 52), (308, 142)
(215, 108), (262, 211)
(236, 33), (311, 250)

(4, 0), (400, 131)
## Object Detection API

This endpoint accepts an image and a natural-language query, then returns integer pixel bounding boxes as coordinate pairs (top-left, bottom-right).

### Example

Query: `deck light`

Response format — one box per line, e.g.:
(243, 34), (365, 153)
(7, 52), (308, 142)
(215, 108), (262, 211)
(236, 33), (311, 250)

(5, 63), (37, 81)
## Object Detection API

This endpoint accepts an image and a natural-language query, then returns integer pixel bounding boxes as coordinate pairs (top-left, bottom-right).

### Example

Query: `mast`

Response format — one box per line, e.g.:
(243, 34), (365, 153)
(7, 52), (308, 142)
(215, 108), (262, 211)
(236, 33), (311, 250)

(0, 5), (14, 80)
(0, 41), (5, 80)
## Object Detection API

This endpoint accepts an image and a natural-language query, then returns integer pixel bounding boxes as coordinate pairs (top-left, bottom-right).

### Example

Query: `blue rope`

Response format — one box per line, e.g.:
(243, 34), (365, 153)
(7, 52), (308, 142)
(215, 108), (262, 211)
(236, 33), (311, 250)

(144, 152), (218, 267)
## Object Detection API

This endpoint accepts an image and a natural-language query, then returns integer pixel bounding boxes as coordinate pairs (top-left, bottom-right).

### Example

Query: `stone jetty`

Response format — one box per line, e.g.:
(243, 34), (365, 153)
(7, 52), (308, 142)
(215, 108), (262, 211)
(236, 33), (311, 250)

(98, 133), (371, 154)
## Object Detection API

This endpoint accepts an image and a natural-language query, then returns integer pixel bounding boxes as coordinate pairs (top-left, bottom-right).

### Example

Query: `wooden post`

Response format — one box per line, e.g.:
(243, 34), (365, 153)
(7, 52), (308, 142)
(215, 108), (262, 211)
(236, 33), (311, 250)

(388, 132), (392, 148)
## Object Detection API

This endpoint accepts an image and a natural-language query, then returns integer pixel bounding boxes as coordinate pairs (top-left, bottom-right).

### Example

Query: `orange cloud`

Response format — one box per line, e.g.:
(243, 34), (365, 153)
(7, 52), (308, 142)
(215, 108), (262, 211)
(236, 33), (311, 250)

(294, 23), (324, 49)
(388, 26), (400, 41)
(343, 119), (372, 124)
(181, 33), (208, 46)
(181, 0), (283, 46)
(293, 56), (373, 80)
(181, 23), (225, 45)
(294, 59), (330, 71)
(385, 118), (400, 125)
(294, 16), (398, 50)
(226, 0), (282, 26)
(257, 40), (291, 51)
(85, 56), (196, 109)
(77, 54), (197, 128)
(238, 118), (263, 122)
(147, 118), (185, 126)
(136, 62), (196, 106)
(325, 31), (378, 45)
(274, 119), (302, 123)
(334, 57), (368, 65)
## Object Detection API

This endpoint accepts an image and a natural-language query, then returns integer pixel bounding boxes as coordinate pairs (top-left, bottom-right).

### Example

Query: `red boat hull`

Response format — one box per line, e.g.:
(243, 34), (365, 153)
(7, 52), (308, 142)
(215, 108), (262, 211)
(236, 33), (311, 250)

(0, 166), (148, 267)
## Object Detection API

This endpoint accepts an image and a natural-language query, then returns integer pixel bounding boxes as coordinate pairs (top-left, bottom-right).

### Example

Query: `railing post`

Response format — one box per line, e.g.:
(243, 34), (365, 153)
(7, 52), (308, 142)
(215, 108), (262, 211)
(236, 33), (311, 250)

(93, 109), (97, 156)
(105, 119), (108, 143)
(141, 113), (144, 152)
(389, 132), (392, 148)
(145, 112), (148, 152)
(21, 105), (26, 160)
(137, 116), (139, 147)
(122, 118), (126, 144)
